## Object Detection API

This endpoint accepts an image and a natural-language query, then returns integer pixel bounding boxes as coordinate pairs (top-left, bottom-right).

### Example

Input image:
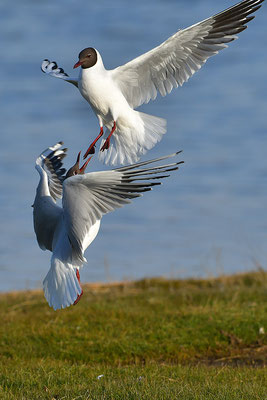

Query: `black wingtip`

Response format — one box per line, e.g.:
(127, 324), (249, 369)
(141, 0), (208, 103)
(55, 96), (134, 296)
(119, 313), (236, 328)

(51, 61), (58, 70)
(58, 67), (69, 77)
(176, 150), (183, 155)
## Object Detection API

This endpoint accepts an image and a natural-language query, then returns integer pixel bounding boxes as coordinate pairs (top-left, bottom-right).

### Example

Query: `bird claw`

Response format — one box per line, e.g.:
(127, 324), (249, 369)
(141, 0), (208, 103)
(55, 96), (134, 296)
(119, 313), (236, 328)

(100, 139), (110, 151)
(73, 268), (83, 305)
(88, 146), (95, 154)
(73, 290), (83, 305)
(83, 145), (95, 159)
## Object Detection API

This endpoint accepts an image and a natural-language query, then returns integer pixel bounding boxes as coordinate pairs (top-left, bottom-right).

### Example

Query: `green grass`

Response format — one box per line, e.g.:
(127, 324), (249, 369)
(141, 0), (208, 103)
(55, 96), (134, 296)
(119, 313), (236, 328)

(1, 362), (266, 399)
(0, 270), (266, 399)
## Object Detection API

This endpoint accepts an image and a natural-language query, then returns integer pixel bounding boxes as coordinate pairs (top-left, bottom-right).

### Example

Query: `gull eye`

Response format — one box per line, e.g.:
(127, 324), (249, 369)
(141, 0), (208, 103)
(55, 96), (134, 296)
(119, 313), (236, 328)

(87, 54), (91, 57)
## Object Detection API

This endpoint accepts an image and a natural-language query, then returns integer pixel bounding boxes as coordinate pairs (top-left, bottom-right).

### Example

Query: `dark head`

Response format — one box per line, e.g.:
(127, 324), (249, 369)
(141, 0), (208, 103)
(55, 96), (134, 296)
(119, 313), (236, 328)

(73, 47), (97, 69)
(65, 152), (91, 179)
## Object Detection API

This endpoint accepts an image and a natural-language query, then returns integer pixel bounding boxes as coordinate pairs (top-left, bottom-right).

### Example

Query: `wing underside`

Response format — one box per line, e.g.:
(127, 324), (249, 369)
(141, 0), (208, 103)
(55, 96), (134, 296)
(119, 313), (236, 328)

(62, 151), (184, 263)
(112, 0), (264, 108)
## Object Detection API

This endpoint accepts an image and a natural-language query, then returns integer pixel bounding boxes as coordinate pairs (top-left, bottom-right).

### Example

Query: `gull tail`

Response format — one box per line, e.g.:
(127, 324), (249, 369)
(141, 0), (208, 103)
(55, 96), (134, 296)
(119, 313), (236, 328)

(138, 111), (167, 150)
(98, 112), (167, 166)
(43, 256), (82, 310)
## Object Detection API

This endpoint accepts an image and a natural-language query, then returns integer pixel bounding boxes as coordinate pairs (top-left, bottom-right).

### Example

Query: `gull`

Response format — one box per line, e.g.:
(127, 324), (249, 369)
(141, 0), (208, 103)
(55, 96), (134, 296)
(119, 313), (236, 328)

(41, 0), (264, 165)
(33, 142), (183, 310)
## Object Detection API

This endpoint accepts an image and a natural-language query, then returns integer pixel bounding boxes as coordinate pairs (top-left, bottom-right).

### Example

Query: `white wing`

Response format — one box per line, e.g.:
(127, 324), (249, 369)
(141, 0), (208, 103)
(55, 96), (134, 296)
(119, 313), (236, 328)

(112, 0), (264, 108)
(41, 59), (79, 88)
(62, 151), (184, 263)
(33, 142), (67, 251)
(35, 141), (67, 201)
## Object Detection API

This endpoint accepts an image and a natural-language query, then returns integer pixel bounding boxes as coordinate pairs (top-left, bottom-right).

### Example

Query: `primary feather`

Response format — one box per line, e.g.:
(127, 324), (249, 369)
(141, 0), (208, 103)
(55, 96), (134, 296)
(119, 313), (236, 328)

(33, 143), (183, 310)
(41, 0), (264, 165)
(113, 0), (264, 107)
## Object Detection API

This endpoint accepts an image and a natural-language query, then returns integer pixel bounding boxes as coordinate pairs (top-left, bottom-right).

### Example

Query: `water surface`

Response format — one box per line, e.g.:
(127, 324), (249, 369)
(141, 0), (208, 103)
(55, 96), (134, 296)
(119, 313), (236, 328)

(0, 0), (266, 291)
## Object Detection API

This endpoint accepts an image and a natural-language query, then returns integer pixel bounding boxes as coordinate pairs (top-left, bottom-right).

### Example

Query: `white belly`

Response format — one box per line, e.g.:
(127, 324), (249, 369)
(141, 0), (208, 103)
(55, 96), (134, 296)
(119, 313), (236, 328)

(78, 68), (131, 124)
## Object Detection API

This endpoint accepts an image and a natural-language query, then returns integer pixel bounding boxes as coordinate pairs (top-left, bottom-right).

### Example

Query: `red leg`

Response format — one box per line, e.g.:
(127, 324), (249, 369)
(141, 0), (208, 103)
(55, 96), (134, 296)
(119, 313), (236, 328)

(83, 127), (104, 159)
(100, 121), (116, 151)
(73, 269), (83, 305)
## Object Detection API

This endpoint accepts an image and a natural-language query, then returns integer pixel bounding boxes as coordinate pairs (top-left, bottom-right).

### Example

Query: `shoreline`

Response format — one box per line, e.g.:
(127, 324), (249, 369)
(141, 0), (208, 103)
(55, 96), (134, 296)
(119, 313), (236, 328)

(1, 268), (266, 296)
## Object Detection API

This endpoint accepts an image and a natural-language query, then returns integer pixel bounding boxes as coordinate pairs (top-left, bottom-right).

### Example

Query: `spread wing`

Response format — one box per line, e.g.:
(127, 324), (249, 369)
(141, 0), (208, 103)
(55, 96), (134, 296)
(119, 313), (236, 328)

(112, 0), (264, 108)
(62, 151), (184, 262)
(35, 142), (67, 201)
(34, 142), (67, 251)
(41, 59), (79, 88)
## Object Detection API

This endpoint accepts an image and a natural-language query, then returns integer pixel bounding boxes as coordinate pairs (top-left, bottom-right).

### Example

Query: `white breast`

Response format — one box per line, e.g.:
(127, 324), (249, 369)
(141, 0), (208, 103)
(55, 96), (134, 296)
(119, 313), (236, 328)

(78, 65), (130, 122)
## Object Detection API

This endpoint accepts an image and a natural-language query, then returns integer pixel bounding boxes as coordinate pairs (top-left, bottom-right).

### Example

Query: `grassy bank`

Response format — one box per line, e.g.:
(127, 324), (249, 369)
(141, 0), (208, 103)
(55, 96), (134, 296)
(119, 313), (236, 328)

(0, 270), (266, 399)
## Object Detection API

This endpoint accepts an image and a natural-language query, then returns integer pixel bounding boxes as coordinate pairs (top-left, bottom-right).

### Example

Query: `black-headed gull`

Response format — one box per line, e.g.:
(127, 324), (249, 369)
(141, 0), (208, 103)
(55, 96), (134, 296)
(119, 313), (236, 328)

(41, 0), (264, 166)
(33, 142), (183, 310)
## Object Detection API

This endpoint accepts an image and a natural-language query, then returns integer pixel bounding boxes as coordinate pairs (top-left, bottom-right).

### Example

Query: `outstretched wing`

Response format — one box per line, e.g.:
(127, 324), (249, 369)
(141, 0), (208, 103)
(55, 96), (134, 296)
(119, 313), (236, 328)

(112, 0), (264, 108)
(62, 151), (184, 262)
(41, 59), (79, 88)
(35, 142), (67, 201)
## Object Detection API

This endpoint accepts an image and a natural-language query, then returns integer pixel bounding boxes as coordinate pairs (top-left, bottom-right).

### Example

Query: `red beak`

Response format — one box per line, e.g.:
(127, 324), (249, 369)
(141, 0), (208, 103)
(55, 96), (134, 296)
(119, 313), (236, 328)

(76, 151), (91, 174)
(79, 157), (92, 173)
(73, 61), (82, 69)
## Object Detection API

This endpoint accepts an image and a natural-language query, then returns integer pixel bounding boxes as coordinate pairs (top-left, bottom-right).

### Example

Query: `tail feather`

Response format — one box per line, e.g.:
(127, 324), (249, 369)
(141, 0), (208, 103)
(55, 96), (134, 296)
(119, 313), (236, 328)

(98, 112), (167, 165)
(43, 256), (82, 310)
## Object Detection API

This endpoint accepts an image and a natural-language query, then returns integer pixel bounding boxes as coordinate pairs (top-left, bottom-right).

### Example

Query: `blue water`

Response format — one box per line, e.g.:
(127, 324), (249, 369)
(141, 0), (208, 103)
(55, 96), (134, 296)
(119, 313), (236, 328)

(0, 0), (266, 292)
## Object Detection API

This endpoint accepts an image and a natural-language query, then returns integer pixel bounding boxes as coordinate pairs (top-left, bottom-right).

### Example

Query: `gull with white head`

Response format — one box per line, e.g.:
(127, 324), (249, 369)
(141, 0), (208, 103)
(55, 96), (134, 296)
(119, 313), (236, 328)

(33, 142), (183, 310)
